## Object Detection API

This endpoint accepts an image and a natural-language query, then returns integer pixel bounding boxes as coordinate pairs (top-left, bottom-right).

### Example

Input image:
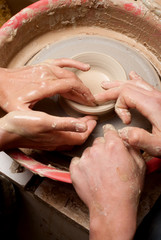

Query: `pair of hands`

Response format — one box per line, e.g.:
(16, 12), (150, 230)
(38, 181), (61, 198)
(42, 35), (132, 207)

(70, 71), (161, 239)
(70, 124), (146, 240)
(95, 71), (161, 157)
(0, 59), (97, 150)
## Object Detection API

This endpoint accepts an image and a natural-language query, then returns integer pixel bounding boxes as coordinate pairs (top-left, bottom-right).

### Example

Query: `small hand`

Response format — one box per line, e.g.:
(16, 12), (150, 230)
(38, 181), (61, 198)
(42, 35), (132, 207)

(95, 71), (161, 157)
(0, 58), (96, 112)
(0, 111), (97, 151)
(70, 124), (146, 240)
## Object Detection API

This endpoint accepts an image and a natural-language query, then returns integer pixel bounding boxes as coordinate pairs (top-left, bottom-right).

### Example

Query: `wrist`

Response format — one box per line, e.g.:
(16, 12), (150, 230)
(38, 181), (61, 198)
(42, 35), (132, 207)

(89, 203), (137, 240)
(0, 118), (19, 151)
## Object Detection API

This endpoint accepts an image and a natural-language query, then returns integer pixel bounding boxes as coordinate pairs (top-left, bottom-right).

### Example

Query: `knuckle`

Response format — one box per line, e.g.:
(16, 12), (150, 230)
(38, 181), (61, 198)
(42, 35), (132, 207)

(107, 138), (120, 151)
(128, 130), (140, 146)
(91, 146), (102, 157)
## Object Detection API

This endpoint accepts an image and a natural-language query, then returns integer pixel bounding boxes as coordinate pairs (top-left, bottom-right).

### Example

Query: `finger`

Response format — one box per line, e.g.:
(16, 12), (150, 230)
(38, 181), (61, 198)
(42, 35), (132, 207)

(115, 95), (132, 124)
(114, 87), (154, 124)
(101, 81), (123, 89)
(94, 87), (120, 103)
(79, 115), (98, 122)
(129, 71), (154, 91)
(96, 73), (153, 104)
(128, 146), (146, 171)
(5, 111), (89, 133)
(53, 79), (96, 106)
(47, 115), (88, 132)
(102, 124), (126, 152)
(69, 157), (80, 181)
(57, 119), (97, 147)
(82, 119), (97, 138)
(73, 120), (97, 146)
(103, 124), (118, 140)
(102, 76), (152, 92)
(44, 58), (90, 71)
(118, 127), (161, 157)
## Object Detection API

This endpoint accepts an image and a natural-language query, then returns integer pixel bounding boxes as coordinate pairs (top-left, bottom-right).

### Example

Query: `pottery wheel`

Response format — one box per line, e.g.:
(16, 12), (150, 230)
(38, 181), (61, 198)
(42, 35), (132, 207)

(28, 35), (160, 157)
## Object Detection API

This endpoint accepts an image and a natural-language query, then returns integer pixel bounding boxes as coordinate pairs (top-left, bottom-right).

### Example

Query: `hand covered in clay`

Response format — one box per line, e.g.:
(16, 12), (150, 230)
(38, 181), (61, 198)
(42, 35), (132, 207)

(70, 125), (146, 240)
(0, 111), (96, 150)
(95, 71), (161, 157)
(0, 58), (96, 112)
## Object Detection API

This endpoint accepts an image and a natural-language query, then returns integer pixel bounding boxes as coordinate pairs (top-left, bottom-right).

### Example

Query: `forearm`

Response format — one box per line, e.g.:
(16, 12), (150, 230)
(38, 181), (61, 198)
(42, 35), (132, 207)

(89, 204), (137, 240)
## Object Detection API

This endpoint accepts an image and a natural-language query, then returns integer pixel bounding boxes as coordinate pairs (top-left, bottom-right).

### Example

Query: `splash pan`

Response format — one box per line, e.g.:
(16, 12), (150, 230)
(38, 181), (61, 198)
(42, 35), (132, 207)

(0, 0), (160, 182)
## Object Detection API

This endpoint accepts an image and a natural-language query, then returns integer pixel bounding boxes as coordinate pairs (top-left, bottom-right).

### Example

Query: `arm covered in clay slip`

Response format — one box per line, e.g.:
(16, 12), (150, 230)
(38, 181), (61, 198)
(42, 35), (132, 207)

(70, 124), (146, 240)
(0, 58), (96, 112)
(0, 111), (96, 150)
(95, 71), (161, 157)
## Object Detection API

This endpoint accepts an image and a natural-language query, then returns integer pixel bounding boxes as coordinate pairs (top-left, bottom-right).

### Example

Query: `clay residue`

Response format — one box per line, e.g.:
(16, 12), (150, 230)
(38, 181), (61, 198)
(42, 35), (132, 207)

(141, 0), (161, 16)
(0, 0), (158, 75)
(35, 179), (89, 229)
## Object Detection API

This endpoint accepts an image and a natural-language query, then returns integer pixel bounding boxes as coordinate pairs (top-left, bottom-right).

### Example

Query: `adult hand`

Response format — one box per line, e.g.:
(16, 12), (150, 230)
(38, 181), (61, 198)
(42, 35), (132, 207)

(0, 111), (96, 151)
(70, 125), (146, 240)
(95, 71), (161, 157)
(0, 58), (96, 112)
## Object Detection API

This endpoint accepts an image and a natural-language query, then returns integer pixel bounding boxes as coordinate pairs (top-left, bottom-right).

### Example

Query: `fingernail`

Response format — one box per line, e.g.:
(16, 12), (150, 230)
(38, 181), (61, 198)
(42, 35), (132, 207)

(130, 71), (136, 76)
(84, 64), (90, 70)
(129, 71), (142, 81)
(75, 123), (87, 132)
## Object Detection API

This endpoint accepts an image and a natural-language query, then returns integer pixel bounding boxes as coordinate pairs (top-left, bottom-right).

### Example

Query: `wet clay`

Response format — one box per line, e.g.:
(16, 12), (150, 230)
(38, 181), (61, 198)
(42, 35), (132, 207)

(7, 26), (161, 77)
(0, 0), (159, 77)
(63, 52), (126, 115)
(76, 68), (110, 95)
(141, 0), (161, 16)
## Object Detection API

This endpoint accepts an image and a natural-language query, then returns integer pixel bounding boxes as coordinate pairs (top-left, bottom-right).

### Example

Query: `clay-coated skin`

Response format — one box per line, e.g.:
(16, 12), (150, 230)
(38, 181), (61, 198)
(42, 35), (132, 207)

(0, 112), (97, 150)
(0, 58), (96, 112)
(95, 71), (161, 157)
(70, 124), (146, 240)
(0, 58), (98, 150)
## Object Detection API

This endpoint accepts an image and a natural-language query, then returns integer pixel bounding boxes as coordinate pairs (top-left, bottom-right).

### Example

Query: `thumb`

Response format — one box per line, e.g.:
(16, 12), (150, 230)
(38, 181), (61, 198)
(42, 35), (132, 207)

(119, 127), (161, 157)
(69, 157), (80, 181)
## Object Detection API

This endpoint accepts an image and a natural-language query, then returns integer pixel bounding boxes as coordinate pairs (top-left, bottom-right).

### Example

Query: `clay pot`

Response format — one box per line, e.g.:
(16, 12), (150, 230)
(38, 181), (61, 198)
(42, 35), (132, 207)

(63, 52), (127, 115)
